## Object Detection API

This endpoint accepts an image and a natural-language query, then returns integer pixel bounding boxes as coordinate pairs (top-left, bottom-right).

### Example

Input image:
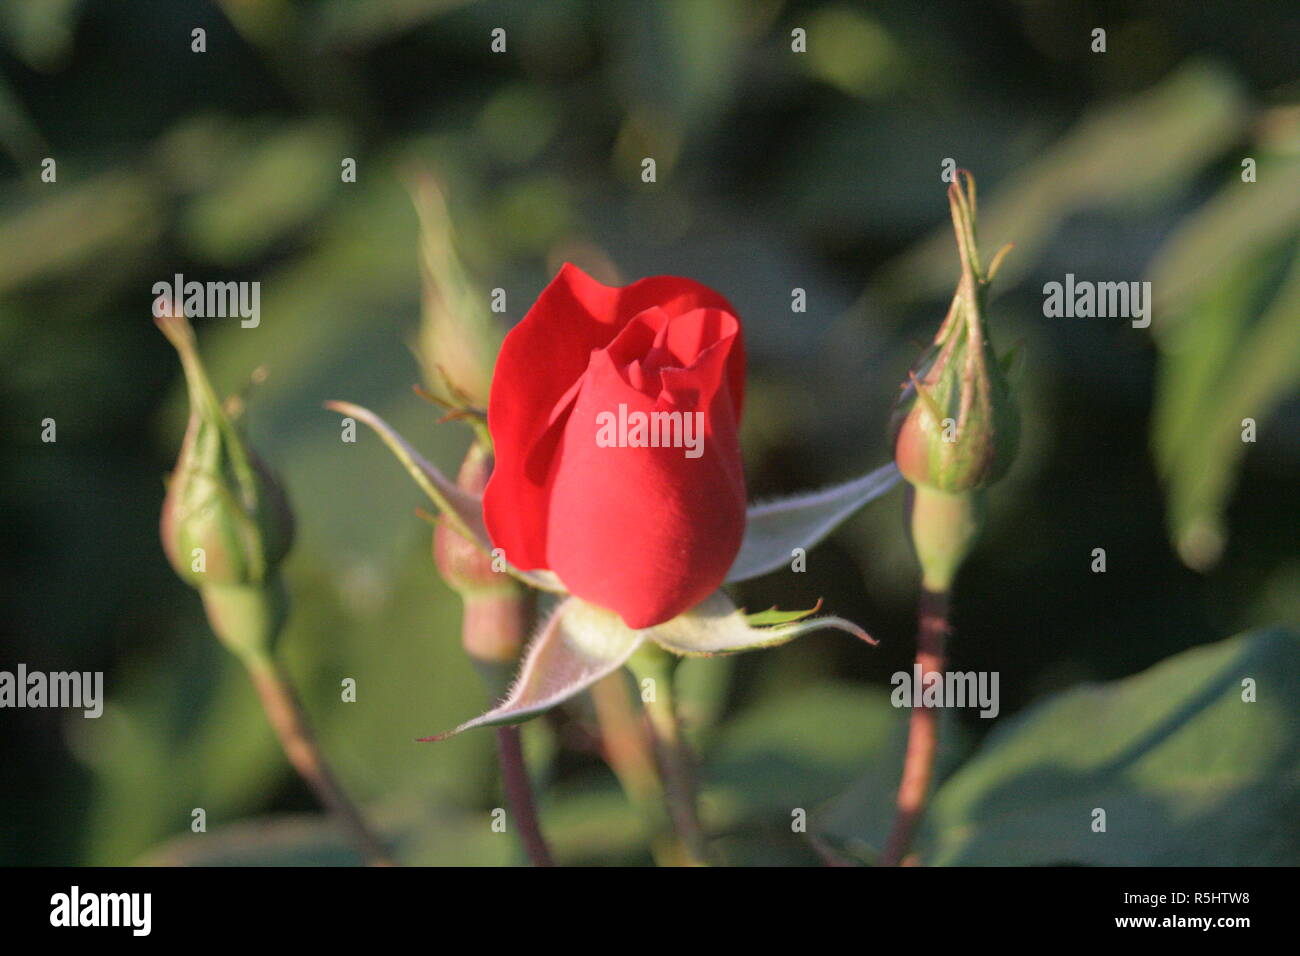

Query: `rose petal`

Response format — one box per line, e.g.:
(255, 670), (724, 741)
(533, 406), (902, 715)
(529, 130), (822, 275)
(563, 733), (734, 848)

(484, 264), (743, 572)
(544, 340), (745, 628)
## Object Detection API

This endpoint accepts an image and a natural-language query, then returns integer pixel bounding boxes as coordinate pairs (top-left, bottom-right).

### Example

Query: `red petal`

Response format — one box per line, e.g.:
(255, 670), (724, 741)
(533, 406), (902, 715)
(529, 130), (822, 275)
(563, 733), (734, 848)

(485, 264), (744, 571)
(544, 338), (746, 628)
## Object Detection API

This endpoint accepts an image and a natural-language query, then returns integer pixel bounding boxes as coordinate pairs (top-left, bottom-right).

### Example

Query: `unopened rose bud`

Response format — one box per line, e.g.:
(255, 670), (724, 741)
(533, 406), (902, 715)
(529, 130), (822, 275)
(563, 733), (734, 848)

(157, 308), (294, 657)
(893, 173), (1020, 595)
(433, 441), (498, 593)
(410, 171), (500, 409)
(160, 426), (294, 589)
(893, 172), (1019, 493)
(892, 321), (1018, 493)
(434, 440), (530, 669)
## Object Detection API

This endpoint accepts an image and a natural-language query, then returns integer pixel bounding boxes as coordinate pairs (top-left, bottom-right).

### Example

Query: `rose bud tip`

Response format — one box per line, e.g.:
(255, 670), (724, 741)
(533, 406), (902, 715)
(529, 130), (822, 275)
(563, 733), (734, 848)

(158, 315), (295, 613)
(891, 173), (1019, 494)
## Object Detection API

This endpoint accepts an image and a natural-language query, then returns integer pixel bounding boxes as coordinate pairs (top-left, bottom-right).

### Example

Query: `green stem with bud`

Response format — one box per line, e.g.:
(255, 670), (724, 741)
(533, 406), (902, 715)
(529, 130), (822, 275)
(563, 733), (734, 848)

(493, 725), (555, 867)
(156, 312), (272, 581)
(158, 308), (391, 866)
(205, 580), (393, 866)
(881, 486), (981, 865)
(436, 439), (555, 868)
(472, 637), (556, 869)
(882, 171), (1016, 866)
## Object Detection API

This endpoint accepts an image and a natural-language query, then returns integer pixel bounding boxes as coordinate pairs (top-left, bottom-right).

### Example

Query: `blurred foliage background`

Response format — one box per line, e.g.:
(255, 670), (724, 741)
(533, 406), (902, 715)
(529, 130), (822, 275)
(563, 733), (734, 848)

(1, 0), (1297, 865)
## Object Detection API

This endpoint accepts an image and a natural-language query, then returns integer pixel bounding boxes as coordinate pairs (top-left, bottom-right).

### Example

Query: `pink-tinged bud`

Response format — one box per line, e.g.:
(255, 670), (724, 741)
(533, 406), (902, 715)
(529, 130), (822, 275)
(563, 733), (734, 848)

(892, 172), (1019, 493)
(433, 441), (499, 594)
(433, 441), (529, 666)
(157, 310), (294, 592)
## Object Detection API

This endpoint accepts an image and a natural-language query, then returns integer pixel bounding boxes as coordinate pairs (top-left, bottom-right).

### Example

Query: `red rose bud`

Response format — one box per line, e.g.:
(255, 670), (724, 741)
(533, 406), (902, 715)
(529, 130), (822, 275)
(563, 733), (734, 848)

(483, 264), (747, 630)
(893, 172), (1019, 493)
(157, 309), (294, 656)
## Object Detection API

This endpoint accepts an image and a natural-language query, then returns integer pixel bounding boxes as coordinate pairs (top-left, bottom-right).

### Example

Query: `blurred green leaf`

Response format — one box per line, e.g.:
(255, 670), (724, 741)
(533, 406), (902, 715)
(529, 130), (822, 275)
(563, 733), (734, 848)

(877, 61), (1248, 303)
(140, 799), (512, 866)
(308, 0), (472, 50)
(802, 6), (905, 99)
(809, 697), (968, 865)
(180, 121), (345, 264)
(0, 0), (84, 71)
(1147, 135), (1300, 320)
(478, 85), (560, 168)
(0, 171), (160, 292)
(708, 683), (898, 818)
(144, 816), (367, 867)
(0, 67), (45, 161)
(1152, 243), (1300, 569)
(613, 0), (757, 134)
(705, 681), (961, 865)
(1147, 128), (1300, 568)
(916, 628), (1300, 865)
(540, 779), (652, 865)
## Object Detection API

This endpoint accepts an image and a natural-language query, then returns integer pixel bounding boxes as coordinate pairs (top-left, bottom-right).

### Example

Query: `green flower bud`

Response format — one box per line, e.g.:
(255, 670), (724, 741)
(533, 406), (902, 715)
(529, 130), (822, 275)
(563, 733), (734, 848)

(893, 172), (1019, 493)
(410, 171), (500, 410)
(158, 310), (294, 592)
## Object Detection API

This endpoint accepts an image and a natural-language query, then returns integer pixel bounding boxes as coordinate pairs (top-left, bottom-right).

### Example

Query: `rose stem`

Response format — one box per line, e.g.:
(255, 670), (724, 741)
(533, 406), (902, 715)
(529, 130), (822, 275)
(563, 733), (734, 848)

(494, 725), (555, 867)
(628, 650), (710, 866)
(590, 673), (683, 866)
(880, 587), (950, 866)
(462, 590), (555, 867)
(243, 654), (395, 866)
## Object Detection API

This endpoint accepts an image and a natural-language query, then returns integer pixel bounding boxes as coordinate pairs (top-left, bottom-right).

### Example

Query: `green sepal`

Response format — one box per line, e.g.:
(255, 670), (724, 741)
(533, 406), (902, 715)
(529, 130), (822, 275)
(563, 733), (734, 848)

(744, 600), (823, 627)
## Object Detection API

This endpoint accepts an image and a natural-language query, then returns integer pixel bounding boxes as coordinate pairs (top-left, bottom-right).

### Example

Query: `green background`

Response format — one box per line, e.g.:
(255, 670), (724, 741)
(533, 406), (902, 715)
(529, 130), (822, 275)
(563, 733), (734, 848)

(1, 0), (1297, 865)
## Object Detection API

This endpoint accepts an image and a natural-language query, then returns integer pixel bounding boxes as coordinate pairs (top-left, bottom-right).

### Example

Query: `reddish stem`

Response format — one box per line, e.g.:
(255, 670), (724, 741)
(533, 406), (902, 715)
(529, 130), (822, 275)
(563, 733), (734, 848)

(880, 588), (950, 866)
(246, 659), (395, 866)
(495, 725), (555, 867)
